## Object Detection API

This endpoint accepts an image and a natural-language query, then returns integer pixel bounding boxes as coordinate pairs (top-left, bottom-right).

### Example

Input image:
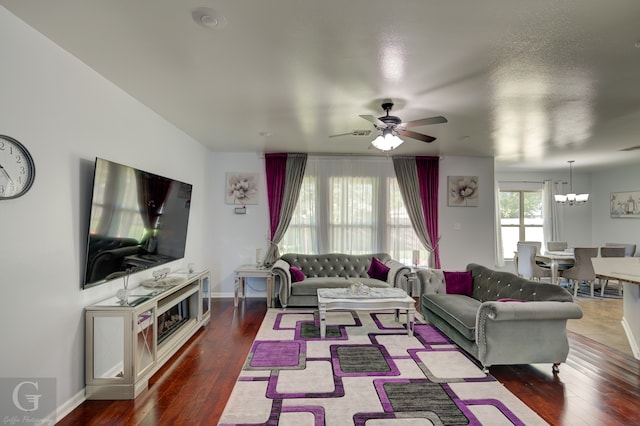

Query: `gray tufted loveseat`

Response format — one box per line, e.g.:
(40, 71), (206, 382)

(418, 263), (583, 372)
(272, 253), (410, 308)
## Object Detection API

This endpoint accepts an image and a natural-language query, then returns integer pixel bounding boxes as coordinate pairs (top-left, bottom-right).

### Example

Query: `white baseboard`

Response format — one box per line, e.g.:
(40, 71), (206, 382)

(55, 388), (85, 423)
(211, 292), (235, 298)
(211, 291), (267, 298)
(621, 317), (640, 360)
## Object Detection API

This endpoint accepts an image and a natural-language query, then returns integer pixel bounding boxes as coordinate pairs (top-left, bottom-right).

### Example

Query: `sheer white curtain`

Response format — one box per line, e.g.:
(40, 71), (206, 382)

(542, 180), (563, 249)
(280, 156), (421, 262)
(494, 179), (505, 267)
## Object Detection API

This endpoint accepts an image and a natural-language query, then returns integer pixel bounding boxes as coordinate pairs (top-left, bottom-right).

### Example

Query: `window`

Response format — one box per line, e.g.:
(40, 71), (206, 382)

(499, 190), (543, 260)
(280, 157), (425, 264)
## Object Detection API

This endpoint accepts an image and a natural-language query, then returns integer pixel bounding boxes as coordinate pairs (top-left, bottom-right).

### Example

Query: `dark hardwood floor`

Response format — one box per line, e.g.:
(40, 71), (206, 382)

(60, 298), (640, 425)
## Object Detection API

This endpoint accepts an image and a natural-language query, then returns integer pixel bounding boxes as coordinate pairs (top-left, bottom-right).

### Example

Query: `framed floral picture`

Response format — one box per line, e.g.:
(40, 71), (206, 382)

(610, 191), (640, 218)
(226, 172), (259, 205)
(448, 176), (479, 206)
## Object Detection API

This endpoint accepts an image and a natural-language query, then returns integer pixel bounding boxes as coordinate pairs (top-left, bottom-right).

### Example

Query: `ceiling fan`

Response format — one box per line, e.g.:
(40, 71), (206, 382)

(330, 100), (447, 151)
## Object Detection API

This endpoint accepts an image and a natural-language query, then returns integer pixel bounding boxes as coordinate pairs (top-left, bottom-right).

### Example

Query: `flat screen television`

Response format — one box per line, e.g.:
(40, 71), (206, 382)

(82, 157), (192, 288)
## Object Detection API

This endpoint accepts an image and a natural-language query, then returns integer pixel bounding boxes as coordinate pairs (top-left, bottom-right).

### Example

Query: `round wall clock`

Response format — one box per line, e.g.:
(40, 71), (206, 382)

(0, 135), (36, 199)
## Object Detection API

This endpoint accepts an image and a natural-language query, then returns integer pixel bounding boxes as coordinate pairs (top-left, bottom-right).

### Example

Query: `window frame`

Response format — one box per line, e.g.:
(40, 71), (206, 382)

(499, 189), (543, 260)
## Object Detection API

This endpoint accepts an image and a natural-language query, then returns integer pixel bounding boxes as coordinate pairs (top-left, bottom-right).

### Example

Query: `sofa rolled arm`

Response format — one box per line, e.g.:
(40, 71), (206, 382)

(477, 301), (584, 323)
(475, 300), (583, 367)
(271, 259), (292, 308)
(383, 259), (411, 288)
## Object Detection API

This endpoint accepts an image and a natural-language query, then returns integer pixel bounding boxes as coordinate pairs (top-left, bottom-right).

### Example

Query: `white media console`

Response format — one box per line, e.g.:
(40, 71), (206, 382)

(85, 270), (211, 399)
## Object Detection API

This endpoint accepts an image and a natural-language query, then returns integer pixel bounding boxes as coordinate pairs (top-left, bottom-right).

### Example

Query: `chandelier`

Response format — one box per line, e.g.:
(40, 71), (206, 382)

(371, 128), (403, 151)
(555, 160), (589, 205)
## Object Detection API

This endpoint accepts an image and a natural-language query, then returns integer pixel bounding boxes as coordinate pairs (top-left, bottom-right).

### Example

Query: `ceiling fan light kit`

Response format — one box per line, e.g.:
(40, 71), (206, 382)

(555, 160), (589, 206)
(372, 129), (403, 151)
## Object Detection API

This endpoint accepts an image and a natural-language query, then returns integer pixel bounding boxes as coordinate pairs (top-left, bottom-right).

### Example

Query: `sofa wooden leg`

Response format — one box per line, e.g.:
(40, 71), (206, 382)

(552, 363), (560, 373)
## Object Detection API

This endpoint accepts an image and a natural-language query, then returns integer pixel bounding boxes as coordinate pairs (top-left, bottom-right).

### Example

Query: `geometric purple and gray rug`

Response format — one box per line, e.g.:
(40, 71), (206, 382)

(218, 309), (547, 425)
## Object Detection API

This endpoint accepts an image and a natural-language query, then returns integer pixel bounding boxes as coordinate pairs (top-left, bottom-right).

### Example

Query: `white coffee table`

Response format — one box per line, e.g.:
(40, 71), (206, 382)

(317, 287), (416, 338)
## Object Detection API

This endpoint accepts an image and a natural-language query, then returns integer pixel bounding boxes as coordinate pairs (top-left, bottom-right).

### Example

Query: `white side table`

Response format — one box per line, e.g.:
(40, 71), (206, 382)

(405, 266), (429, 296)
(233, 264), (275, 308)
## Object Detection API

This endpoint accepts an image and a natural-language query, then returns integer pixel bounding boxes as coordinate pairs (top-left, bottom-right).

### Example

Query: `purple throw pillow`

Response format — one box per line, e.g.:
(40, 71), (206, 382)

(290, 266), (305, 283)
(368, 257), (390, 281)
(443, 270), (473, 296)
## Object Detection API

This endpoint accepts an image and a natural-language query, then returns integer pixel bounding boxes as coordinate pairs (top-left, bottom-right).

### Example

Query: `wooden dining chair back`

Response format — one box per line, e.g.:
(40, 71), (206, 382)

(560, 247), (599, 297)
(599, 246), (626, 296)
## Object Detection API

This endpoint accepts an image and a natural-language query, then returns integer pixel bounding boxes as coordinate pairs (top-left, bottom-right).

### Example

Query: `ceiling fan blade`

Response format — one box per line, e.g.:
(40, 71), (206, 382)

(359, 114), (387, 127)
(402, 116), (448, 128)
(329, 130), (372, 138)
(398, 129), (436, 143)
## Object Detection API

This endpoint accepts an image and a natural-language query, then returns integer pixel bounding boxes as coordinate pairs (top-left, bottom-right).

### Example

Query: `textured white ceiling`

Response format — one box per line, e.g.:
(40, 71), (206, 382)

(2, 0), (640, 172)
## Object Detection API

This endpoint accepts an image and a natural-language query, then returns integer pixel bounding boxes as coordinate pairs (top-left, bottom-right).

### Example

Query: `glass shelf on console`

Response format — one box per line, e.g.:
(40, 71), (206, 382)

(92, 286), (168, 308)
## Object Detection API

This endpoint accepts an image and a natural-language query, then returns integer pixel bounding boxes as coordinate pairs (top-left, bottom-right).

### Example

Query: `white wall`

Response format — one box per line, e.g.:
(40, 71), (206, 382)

(209, 153), (270, 297)
(590, 164), (640, 251)
(0, 8), (211, 418)
(438, 156), (496, 270)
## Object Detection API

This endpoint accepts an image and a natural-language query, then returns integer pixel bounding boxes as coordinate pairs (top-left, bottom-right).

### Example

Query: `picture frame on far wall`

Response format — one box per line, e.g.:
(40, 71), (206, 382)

(448, 176), (479, 207)
(610, 191), (640, 218)
(226, 172), (259, 205)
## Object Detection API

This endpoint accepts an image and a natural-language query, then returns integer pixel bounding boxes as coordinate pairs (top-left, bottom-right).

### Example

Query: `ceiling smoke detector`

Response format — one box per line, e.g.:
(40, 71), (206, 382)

(192, 7), (227, 29)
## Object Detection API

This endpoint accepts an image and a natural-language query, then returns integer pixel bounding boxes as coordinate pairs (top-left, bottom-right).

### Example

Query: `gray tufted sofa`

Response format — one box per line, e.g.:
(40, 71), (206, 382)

(272, 253), (410, 308)
(418, 263), (583, 372)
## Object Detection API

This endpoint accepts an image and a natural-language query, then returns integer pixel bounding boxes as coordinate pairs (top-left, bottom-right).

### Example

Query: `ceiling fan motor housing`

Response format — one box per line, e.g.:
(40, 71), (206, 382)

(378, 101), (401, 127)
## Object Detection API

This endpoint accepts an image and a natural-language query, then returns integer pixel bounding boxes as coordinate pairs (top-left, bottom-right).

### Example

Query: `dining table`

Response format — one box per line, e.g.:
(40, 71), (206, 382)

(536, 250), (575, 285)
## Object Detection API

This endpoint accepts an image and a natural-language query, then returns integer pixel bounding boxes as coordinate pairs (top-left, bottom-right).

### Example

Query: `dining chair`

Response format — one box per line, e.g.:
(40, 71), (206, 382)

(519, 241), (542, 253)
(560, 247), (599, 297)
(517, 243), (552, 281)
(599, 246), (626, 296)
(513, 241), (542, 274)
(605, 242), (636, 257)
(546, 241), (568, 251)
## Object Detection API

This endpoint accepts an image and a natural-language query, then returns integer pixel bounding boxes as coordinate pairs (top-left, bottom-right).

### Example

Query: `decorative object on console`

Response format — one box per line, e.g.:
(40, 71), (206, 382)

(0, 135), (36, 200)
(116, 268), (132, 304)
(226, 172), (258, 204)
(610, 190), (640, 218)
(448, 176), (478, 206)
